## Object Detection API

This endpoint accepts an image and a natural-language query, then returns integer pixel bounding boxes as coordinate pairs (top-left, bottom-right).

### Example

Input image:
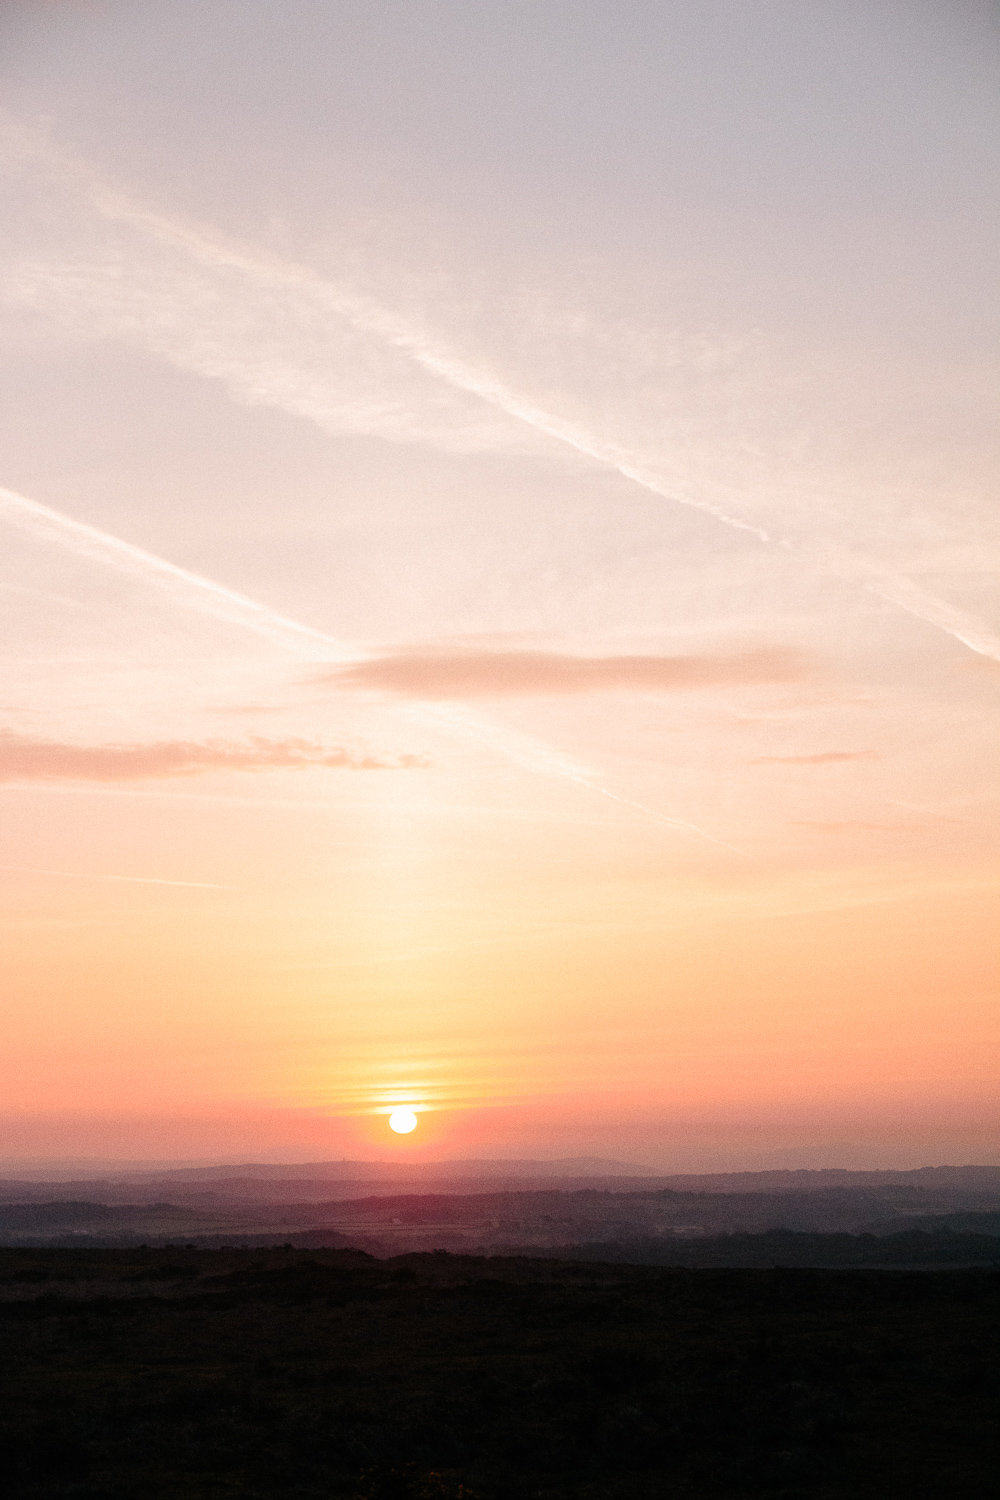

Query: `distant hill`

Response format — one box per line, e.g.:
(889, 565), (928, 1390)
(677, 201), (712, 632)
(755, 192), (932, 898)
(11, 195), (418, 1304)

(124, 1156), (656, 1182)
(2, 1163), (999, 1222)
(652, 1165), (1000, 1193)
(0, 1156), (652, 1186)
(4, 1158), (997, 1192)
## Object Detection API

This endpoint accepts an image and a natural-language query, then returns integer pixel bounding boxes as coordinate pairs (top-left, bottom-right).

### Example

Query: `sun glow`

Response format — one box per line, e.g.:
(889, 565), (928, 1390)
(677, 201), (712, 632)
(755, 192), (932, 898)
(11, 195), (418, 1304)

(388, 1109), (418, 1134)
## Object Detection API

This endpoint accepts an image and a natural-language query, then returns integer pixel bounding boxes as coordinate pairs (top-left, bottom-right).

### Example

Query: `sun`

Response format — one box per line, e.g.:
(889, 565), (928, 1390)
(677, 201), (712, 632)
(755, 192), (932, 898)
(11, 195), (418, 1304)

(388, 1109), (418, 1134)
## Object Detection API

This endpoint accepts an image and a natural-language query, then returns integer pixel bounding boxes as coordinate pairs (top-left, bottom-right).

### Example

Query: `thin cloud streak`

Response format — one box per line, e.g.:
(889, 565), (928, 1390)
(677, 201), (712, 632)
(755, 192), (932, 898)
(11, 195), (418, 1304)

(0, 865), (227, 889)
(752, 751), (874, 765)
(789, 822), (903, 832)
(323, 647), (807, 698)
(0, 784), (385, 810)
(0, 730), (425, 782)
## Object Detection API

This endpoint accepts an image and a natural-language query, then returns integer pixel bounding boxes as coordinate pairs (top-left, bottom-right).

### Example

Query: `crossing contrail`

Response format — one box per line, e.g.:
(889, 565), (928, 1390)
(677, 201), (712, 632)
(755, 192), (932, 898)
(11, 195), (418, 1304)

(578, 780), (755, 858)
(0, 486), (354, 661)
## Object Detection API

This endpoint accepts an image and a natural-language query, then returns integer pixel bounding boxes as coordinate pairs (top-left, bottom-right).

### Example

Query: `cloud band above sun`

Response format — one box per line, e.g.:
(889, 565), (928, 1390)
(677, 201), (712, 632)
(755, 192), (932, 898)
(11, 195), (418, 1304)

(319, 646), (808, 699)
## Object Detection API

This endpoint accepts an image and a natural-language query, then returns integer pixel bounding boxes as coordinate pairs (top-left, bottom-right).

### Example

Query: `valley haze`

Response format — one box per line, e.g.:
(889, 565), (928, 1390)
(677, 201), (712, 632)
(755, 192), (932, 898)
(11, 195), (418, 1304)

(2, 1159), (998, 1266)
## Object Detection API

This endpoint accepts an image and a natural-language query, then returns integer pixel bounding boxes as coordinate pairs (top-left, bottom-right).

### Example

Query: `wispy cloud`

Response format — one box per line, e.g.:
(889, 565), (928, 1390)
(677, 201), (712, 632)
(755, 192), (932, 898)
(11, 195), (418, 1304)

(0, 488), (612, 796)
(0, 478), (789, 851)
(3, 124), (997, 661)
(0, 731), (425, 782)
(0, 487), (592, 784)
(752, 751), (874, 765)
(0, 123), (768, 525)
(321, 647), (807, 699)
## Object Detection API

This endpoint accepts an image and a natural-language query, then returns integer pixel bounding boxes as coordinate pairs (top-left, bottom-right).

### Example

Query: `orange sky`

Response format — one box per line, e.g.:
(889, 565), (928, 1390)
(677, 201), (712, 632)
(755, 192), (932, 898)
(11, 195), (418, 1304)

(0, 1), (997, 1170)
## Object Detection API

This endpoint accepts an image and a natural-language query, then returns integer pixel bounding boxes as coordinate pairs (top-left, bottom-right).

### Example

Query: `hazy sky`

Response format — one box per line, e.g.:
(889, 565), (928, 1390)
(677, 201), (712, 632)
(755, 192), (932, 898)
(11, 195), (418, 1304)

(1, 0), (997, 1169)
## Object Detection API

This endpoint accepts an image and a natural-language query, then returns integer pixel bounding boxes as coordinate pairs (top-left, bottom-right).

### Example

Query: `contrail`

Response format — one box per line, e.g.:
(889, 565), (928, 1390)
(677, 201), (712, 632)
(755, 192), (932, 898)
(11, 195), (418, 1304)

(577, 780), (755, 858)
(797, 539), (1000, 665)
(0, 864), (227, 888)
(404, 706), (752, 853)
(0, 486), (355, 661)
(405, 703), (593, 781)
(863, 568), (1000, 663)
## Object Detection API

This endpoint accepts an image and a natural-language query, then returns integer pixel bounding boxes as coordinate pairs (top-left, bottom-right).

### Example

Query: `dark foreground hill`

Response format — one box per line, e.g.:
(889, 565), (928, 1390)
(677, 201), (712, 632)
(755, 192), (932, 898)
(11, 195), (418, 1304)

(530, 1227), (1000, 1269)
(1, 1247), (997, 1499)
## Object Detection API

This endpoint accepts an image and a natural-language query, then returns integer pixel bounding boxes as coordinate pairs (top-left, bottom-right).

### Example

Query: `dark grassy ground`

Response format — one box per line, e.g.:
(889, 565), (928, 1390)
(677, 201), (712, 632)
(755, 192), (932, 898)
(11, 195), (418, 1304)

(0, 1247), (996, 1499)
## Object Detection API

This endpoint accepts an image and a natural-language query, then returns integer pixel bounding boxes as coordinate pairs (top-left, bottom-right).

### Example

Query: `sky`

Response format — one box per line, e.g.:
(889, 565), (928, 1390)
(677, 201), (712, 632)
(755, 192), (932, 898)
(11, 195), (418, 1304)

(0, 0), (997, 1170)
